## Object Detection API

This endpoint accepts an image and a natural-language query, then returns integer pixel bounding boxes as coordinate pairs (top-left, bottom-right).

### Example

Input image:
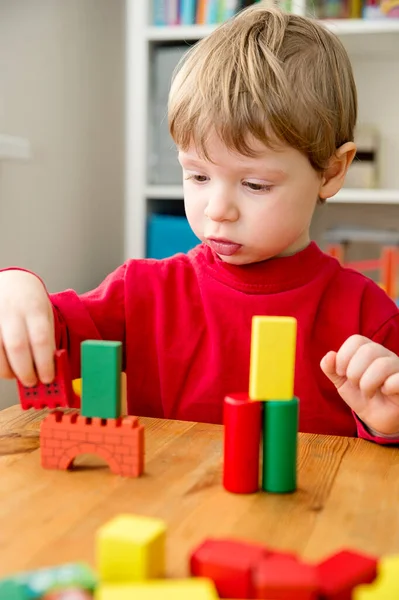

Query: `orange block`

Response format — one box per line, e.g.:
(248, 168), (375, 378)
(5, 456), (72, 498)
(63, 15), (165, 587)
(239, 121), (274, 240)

(40, 410), (144, 477)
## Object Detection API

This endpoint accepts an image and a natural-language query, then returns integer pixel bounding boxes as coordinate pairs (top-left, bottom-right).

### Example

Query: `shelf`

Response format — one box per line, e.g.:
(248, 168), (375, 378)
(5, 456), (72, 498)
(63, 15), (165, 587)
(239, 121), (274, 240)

(146, 185), (399, 204)
(329, 189), (399, 204)
(146, 19), (399, 41)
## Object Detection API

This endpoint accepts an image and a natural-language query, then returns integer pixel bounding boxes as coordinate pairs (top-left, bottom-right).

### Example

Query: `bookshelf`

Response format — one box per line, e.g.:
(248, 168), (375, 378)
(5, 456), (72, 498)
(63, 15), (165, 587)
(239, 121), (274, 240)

(125, 1), (399, 259)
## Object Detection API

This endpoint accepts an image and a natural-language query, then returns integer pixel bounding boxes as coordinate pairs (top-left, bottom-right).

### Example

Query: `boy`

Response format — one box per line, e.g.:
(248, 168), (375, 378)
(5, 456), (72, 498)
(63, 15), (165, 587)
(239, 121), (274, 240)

(1, 5), (399, 444)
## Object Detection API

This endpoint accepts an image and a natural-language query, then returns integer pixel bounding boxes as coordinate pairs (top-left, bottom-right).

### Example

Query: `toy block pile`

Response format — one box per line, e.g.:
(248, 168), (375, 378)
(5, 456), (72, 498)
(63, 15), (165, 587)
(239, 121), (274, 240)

(190, 538), (389, 599)
(224, 316), (298, 494)
(1, 512), (397, 599)
(16, 341), (144, 478)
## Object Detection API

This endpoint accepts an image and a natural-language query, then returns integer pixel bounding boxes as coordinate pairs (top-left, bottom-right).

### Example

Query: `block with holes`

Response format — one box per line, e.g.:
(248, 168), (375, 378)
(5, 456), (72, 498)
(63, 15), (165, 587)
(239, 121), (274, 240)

(96, 514), (166, 583)
(40, 410), (144, 477)
(17, 349), (79, 410)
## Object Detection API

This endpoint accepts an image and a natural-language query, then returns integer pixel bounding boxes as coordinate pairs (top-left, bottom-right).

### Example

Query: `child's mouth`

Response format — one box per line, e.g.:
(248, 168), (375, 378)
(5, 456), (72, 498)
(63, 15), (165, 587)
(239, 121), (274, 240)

(208, 238), (242, 256)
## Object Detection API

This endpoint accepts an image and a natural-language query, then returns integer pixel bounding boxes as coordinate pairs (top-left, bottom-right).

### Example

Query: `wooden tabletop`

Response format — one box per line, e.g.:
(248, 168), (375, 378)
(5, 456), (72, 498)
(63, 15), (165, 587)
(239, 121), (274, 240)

(1, 405), (399, 580)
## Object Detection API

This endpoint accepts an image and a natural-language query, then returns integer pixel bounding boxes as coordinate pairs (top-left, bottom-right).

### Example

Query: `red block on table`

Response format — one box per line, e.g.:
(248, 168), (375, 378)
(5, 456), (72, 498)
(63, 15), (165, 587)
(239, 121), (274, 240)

(190, 538), (268, 598)
(223, 393), (262, 494)
(17, 349), (79, 410)
(316, 549), (377, 600)
(253, 554), (319, 599)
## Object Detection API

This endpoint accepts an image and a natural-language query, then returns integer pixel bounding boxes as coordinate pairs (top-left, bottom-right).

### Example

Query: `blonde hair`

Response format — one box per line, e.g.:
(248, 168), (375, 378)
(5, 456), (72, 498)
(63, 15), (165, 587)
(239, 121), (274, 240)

(168, 3), (357, 173)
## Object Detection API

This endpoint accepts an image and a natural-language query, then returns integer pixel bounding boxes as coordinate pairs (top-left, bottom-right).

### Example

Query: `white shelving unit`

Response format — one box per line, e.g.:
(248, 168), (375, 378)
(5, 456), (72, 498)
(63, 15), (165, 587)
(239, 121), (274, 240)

(126, 1), (399, 259)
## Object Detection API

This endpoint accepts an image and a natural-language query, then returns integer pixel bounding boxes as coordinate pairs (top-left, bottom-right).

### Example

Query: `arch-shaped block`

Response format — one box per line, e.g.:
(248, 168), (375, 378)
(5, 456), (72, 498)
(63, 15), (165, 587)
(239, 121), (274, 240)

(40, 410), (144, 477)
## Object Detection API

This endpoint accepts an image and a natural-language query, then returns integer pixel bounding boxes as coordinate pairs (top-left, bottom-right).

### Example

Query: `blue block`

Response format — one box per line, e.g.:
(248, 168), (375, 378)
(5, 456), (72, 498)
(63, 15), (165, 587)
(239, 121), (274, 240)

(146, 214), (199, 259)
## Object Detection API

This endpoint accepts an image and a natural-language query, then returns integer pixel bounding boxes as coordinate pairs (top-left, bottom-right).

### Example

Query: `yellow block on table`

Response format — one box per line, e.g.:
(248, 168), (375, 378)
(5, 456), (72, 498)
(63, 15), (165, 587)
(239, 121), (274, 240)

(249, 316), (297, 400)
(95, 579), (218, 600)
(96, 514), (166, 583)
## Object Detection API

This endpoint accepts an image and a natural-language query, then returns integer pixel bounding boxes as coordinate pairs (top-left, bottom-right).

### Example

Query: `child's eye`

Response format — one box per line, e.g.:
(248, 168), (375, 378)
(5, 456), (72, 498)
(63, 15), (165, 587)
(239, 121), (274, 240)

(243, 181), (273, 192)
(185, 174), (209, 183)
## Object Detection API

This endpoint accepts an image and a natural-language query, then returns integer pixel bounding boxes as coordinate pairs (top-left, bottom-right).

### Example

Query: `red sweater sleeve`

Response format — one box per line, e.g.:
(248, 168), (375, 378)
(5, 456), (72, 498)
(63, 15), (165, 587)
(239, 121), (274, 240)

(50, 264), (127, 379)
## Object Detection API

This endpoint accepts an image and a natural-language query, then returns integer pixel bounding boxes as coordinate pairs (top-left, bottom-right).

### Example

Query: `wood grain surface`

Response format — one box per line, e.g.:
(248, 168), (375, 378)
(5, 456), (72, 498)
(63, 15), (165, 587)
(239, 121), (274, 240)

(1, 404), (399, 579)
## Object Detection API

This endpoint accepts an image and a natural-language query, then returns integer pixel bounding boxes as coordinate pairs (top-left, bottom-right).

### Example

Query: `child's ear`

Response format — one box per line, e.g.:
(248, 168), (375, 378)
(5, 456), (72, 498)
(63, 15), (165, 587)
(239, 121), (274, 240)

(318, 142), (356, 200)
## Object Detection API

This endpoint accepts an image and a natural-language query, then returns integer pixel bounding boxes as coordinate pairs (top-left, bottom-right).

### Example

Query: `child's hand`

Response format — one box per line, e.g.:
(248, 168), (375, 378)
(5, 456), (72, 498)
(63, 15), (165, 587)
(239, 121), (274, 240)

(321, 335), (399, 436)
(0, 270), (55, 387)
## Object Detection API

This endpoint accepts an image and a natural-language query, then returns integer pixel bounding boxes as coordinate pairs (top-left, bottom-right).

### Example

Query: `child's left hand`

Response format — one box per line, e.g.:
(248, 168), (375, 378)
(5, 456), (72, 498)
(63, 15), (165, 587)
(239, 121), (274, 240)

(321, 335), (399, 436)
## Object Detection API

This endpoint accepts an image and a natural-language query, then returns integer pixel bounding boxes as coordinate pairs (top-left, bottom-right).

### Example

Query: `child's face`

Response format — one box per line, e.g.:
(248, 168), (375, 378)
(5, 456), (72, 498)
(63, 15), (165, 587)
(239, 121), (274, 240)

(179, 132), (322, 265)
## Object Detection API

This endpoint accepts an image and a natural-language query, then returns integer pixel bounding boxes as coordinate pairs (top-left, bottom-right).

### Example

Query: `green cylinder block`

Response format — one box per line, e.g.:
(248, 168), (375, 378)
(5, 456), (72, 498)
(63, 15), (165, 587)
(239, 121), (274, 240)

(262, 397), (299, 493)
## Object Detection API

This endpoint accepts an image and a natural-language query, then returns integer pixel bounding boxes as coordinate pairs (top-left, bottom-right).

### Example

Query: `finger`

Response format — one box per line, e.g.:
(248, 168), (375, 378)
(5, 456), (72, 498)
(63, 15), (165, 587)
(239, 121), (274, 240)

(346, 342), (395, 387)
(0, 316), (38, 387)
(26, 313), (55, 384)
(0, 331), (16, 379)
(320, 351), (346, 389)
(381, 372), (399, 399)
(359, 356), (399, 398)
(335, 335), (371, 377)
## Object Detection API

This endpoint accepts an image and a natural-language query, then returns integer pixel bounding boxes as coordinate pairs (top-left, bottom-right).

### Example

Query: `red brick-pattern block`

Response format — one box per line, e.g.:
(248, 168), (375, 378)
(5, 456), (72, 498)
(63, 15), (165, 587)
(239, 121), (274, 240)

(40, 410), (144, 477)
(18, 349), (80, 410)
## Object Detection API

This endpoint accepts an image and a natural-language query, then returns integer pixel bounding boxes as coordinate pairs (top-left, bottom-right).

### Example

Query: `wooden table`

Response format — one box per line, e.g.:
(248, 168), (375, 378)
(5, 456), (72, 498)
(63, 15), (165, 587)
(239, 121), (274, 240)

(1, 405), (399, 580)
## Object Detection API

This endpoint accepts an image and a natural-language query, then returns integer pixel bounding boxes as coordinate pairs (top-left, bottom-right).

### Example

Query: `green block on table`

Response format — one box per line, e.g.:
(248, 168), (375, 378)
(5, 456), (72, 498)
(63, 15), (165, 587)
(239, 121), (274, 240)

(81, 340), (122, 419)
(0, 581), (30, 600)
(0, 563), (97, 599)
(262, 397), (299, 493)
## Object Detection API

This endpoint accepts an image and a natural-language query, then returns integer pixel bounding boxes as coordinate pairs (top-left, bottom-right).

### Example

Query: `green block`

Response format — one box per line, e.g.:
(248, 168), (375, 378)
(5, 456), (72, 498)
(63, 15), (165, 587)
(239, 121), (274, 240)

(262, 397), (299, 493)
(81, 340), (122, 419)
(0, 581), (30, 600)
(0, 563), (97, 599)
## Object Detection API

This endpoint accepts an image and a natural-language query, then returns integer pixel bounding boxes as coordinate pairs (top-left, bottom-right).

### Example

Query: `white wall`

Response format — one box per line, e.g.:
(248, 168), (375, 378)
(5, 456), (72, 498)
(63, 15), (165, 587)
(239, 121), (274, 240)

(0, 0), (125, 408)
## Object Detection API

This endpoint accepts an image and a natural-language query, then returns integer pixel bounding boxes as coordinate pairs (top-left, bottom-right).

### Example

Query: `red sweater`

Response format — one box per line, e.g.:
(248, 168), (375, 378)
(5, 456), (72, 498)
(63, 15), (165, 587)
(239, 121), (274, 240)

(50, 242), (399, 443)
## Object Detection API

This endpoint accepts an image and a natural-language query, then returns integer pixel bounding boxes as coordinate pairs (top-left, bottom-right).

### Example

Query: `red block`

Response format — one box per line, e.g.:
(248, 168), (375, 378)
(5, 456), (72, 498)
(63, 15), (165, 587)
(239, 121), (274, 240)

(316, 549), (377, 600)
(17, 349), (79, 410)
(190, 538), (268, 598)
(253, 554), (319, 599)
(223, 393), (262, 494)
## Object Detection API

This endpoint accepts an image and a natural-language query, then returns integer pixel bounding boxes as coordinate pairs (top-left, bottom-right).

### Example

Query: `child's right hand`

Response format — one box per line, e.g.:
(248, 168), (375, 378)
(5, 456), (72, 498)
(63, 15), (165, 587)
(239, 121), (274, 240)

(0, 270), (55, 387)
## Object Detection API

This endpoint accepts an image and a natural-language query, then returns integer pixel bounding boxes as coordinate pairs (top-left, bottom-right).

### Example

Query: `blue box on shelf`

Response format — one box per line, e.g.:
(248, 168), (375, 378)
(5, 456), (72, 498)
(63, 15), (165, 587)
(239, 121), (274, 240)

(146, 214), (200, 259)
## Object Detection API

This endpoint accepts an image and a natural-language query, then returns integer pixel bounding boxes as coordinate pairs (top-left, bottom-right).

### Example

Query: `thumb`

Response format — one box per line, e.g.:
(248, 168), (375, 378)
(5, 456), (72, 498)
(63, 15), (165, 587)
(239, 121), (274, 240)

(320, 351), (346, 389)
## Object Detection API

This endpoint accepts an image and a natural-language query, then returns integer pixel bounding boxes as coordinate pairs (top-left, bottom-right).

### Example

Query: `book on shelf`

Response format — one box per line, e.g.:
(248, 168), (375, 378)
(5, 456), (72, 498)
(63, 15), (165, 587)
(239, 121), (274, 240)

(152, 0), (260, 26)
(152, 0), (399, 24)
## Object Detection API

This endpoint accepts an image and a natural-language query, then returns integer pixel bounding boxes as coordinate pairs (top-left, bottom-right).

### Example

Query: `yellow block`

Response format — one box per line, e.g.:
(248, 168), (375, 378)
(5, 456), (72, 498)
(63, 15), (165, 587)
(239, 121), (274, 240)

(96, 514), (166, 583)
(72, 378), (82, 397)
(95, 579), (218, 600)
(73, 372), (127, 414)
(249, 316), (297, 400)
(353, 554), (399, 599)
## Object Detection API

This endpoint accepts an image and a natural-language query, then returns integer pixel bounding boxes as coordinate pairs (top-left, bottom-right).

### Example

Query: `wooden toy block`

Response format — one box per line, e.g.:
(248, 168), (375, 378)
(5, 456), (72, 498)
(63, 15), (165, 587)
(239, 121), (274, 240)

(223, 393), (262, 494)
(249, 316), (297, 401)
(95, 578), (218, 600)
(17, 349), (79, 410)
(40, 410), (144, 477)
(262, 398), (299, 493)
(252, 554), (319, 599)
(73, 372), (127, 414)
(0, 562), (96, 599)
(352, 554), (399, 599)
(96, 514), (166, 583)
(81, 340), (122, 419)
(317, 549), (377, 600)
(190, 538), (268, 598)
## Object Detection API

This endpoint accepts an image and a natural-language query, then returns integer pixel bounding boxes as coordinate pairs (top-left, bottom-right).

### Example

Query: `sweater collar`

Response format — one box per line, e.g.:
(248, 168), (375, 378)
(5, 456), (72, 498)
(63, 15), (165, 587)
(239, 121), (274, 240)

(195, 241), (326, 294)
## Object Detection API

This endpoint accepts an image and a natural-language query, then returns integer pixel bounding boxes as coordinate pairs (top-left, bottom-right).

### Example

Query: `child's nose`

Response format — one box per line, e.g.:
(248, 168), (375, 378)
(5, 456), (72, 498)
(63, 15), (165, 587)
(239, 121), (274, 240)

(204, 189), (239, 222)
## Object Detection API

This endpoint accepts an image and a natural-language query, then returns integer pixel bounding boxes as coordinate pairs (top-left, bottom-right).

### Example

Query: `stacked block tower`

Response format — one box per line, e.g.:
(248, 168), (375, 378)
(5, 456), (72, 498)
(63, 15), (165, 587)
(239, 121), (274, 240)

(17, 341), (144, 478)
(223, 316), (298, 494)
